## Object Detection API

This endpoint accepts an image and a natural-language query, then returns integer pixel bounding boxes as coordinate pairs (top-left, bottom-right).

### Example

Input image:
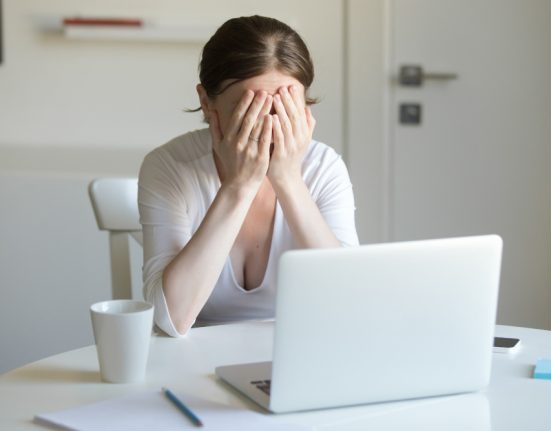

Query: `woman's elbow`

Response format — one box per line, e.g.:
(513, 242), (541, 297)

(171, 315), (196, 336)
(153, 311), (192, 338)
(144, 276), (191, 338)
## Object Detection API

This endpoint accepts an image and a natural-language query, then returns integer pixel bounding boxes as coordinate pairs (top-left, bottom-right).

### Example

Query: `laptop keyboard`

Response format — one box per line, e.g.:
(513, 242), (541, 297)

(251, 379), (271, 395)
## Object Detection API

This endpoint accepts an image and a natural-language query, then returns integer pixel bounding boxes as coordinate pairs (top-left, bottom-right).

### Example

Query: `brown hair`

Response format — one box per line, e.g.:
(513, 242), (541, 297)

(189, 15), (317, 111)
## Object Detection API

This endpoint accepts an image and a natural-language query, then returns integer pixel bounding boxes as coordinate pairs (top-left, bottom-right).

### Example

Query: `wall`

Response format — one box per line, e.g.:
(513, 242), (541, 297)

(0, 0), (343, 153)
(0, 172), (108, 372)
(0, 0), (346, 373)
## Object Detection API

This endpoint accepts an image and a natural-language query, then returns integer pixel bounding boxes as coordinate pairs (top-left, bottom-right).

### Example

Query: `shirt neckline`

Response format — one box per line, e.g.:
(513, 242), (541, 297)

(227, 203), (280, 294)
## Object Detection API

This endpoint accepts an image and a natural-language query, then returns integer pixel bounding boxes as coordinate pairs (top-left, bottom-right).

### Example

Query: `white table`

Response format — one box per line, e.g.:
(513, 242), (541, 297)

(1, 321), (551, 430)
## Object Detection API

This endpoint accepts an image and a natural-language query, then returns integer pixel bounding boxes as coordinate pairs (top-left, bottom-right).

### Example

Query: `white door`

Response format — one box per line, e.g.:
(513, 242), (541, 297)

(389, 0), (551, 329)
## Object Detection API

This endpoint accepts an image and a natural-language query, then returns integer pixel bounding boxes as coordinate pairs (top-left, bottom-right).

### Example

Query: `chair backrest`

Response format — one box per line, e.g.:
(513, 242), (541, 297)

(89, 178), (141, 231)
(88, 178), (142, 300)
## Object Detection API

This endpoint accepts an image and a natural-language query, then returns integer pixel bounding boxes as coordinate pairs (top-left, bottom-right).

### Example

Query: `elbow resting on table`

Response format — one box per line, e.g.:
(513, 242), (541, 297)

(160, 271), (197, 337)
(171, 316), (195, 336)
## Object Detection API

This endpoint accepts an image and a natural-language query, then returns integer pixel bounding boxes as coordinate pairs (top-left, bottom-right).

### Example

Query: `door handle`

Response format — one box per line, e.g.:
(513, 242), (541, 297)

(399, 65), (458, 87)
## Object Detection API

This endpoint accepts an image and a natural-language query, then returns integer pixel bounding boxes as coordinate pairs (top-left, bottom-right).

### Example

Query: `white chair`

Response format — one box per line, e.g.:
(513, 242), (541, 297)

(88, 178), (142, 300)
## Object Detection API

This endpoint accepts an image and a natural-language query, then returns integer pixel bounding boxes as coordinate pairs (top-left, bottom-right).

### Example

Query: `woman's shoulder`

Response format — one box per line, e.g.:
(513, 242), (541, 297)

(303, 138), (343, 170)
(143, 128), (212, 167)
(302, 139), (352, 201)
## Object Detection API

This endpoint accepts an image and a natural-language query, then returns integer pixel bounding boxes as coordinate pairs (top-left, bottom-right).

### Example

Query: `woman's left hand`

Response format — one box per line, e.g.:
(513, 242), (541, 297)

(267, 85), (316, 188)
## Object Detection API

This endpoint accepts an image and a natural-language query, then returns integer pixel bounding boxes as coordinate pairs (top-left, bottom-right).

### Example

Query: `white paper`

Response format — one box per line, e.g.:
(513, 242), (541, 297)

(35, 391), (309, 431)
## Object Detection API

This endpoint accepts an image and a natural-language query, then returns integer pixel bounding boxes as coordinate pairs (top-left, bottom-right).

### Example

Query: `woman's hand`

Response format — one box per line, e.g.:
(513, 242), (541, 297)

(267, 85), (316, 188)
(210, 90), (273, 195)
(264, 85), (339, 250)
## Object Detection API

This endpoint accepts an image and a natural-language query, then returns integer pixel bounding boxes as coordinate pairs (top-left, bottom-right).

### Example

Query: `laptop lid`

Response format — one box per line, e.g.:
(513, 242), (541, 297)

(269, 235), (502, 413)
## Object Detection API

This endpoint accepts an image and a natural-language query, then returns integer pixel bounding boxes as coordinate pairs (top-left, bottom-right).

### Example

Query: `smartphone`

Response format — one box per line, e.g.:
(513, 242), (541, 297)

(493, 336), (521, 353)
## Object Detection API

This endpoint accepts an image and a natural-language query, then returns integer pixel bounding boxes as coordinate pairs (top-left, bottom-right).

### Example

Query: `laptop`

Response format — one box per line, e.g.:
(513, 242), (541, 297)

(215, 235), (503, 413)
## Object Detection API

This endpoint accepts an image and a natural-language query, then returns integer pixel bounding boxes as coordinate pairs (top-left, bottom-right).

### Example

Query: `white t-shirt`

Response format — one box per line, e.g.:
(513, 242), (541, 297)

(138, 128), (359, 337)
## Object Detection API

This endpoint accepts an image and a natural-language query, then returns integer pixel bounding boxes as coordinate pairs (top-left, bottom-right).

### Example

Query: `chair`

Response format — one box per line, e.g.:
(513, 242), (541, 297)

(88, 178), (142, 300)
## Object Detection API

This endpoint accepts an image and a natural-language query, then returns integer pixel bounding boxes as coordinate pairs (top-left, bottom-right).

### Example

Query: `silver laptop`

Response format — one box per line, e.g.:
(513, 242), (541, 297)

(215, 235), (503, 413)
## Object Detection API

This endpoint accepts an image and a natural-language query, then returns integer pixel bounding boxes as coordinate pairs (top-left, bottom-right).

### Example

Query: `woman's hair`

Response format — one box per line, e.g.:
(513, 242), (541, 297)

(190, 15), (317, 111)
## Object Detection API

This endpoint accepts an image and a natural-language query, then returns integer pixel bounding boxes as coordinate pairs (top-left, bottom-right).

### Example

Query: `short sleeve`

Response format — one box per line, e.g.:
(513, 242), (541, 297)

(305, 145), (360, 247)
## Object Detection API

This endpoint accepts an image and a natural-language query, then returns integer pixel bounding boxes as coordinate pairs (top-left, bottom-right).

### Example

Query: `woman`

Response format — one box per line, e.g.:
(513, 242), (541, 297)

(138, 15), (358, 337)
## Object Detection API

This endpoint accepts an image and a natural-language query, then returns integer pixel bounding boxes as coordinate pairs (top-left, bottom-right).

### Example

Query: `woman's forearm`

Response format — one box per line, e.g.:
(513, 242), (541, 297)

(271, 174), (340, 249)
(162, 184), (256, 334)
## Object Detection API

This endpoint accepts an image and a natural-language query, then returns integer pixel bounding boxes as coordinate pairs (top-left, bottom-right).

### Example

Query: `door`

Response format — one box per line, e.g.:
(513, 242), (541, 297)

(389, 0), (551, 329)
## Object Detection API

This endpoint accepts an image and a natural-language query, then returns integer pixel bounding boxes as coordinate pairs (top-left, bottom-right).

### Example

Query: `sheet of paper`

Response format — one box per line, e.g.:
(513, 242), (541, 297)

(35, 390), (309, 431)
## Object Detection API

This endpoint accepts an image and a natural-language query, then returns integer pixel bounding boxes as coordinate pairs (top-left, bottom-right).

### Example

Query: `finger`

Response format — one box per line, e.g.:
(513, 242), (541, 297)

(249, 95), (273, 142)
(261, 94), (273, 116)
(289, 85), (310, 138)
(273, 94), (293, 141)
(279, 86), (302, 132)
(272, 114), (284, 157)
(289, 84), (306, 111)
(249, 121), (263, 143)
(258, 114), (272, 158)
(237, 91), (268, 143)
(225, 90), (255, 140)
(305, 106), (316, 133)
(209, 110), (222, 145)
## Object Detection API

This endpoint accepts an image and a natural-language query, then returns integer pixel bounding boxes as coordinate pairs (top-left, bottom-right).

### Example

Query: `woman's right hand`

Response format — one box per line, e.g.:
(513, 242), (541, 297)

(209, 90), (273, 195)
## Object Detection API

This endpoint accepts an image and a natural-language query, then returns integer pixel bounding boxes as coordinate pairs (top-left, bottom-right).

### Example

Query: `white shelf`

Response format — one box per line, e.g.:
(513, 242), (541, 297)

(63, 25), (213, 43)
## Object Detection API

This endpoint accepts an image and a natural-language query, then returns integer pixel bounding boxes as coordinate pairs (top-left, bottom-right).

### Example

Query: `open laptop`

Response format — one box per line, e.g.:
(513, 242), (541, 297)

(215, 235), (503, 413)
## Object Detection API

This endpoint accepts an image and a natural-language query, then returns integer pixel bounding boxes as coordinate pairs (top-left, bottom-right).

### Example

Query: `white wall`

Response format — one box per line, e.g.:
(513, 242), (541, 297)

(0, 0), (343, 152)
(0, 0), (346, 373)
(0, 172), (110, 372)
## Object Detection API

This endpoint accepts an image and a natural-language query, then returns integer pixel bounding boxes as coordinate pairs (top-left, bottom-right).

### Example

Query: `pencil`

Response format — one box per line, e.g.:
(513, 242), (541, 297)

(162, 387), (204, 427)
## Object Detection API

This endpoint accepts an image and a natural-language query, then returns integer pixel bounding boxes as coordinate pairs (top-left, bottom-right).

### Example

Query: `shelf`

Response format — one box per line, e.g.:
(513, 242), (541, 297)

(63, 25), (213, 43)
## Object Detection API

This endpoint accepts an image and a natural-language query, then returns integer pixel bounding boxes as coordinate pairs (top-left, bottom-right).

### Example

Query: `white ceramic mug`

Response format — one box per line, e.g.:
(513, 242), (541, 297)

(90, 300), (154, 383)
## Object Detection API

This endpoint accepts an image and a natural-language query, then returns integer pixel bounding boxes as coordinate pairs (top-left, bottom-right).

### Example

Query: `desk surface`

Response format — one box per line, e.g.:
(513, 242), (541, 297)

(1, 322), (551, 430)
